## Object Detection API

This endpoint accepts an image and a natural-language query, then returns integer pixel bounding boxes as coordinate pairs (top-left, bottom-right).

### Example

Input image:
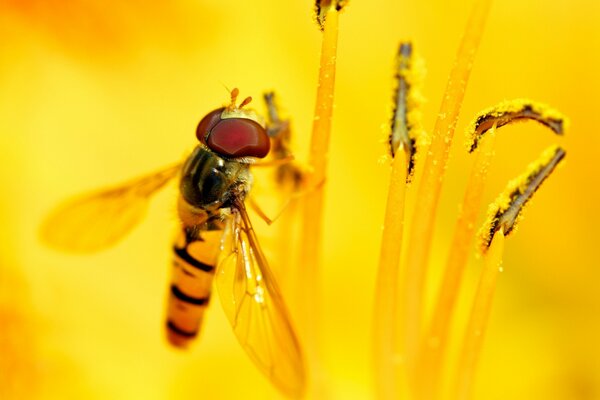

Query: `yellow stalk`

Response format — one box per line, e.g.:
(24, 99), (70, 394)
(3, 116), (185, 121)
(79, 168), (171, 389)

(373, 41), (422, 400)
(373, 149), (409, 400)
(452, 230), (505, 400)
(416, 126), (496, 399)
(401, 0), (492, 373)
(417, 100), (565, 398)
(299, 4), (340, 395)
(453, 145), (565, 399)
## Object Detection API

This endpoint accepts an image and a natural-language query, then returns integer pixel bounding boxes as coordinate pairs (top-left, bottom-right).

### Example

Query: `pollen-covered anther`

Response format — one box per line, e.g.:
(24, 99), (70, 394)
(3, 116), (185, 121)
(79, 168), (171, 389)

(388, 41), (426, 182)
(389, 42), (412, 158)
(467, 99), (568, 152)
(314, 0), (348, 30)
(478, 146), (566, 251)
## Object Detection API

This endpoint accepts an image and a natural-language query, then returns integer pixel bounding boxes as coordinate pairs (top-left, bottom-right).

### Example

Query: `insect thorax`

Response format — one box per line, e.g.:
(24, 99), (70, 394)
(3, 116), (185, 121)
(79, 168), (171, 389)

(179, 146), (252, 214)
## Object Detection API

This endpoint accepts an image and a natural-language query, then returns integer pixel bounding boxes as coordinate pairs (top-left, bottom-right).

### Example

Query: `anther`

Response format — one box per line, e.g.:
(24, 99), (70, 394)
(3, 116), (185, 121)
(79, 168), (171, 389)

(467, 99), (567, 153)
(479, 146), (566, 251)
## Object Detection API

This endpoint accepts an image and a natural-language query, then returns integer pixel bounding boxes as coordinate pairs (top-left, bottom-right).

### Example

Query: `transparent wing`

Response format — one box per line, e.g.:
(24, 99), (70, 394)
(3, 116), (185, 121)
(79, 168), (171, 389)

(41, 163), (182, 253)
(216, 201), (305, 399)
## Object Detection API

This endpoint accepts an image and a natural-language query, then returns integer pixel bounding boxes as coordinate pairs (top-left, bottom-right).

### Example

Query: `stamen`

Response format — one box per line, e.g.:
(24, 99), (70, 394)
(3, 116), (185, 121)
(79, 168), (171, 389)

(401, 0), (492, 381)
(389, 41), (425, 181)
(479, 146), (566, 251)
(373, 147), (410, 400)
(453, 227), (505, 400)
(263, 92), (280, 126)
(415, 124), (496, 399)
(300, 0), (343, 394)
(314, 0), (348, 30)
(467, 99), (567, 152)
(263, 91), (289, 141)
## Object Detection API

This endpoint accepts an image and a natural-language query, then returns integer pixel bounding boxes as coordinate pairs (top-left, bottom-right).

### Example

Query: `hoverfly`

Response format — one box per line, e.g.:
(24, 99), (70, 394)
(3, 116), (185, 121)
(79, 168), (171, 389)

(41, 89), (305, 398)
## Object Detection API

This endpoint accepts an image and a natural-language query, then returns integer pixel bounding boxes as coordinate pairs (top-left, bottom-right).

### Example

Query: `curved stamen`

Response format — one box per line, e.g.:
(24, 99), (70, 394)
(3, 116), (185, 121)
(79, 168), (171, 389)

(479, 145), (566, 251)
(467, 99), (567, 152)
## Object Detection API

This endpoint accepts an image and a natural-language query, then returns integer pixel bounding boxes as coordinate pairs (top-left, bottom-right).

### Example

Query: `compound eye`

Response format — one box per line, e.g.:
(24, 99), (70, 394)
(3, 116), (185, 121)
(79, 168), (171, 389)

(206, 118), (270, 158)
(196, 108), (225, 144)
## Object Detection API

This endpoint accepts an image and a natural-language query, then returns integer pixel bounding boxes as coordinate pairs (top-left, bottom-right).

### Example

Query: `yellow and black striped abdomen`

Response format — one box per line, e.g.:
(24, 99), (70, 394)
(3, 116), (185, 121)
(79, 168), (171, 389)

(166, 228), (223, 348)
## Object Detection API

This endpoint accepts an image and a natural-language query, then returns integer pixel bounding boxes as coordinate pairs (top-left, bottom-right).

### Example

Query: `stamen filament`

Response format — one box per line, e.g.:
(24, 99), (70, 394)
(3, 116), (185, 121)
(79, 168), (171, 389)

(374, 148), (410, 400)
(416, 125), (497, 399)
(374, 40), (423, 399)
(300, 3), (342, 396)
(452, 229), (505, 400)
(401, 0), (492, 377)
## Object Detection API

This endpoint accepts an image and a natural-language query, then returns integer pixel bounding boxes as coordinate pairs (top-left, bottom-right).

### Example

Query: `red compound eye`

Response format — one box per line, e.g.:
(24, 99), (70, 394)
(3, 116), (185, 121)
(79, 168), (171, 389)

(196, 108), (225, 144)
(206, 118), (270, 158)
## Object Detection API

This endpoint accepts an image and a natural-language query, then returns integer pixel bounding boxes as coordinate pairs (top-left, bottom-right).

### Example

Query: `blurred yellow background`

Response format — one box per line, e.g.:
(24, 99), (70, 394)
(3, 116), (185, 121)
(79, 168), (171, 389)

(1, 0), (598, 399)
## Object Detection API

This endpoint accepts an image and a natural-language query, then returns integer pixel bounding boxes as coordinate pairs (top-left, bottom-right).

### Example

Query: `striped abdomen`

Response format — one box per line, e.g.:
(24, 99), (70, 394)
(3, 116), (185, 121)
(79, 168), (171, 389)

(166, 223), (223, 348)
(167, 146), (249, 347)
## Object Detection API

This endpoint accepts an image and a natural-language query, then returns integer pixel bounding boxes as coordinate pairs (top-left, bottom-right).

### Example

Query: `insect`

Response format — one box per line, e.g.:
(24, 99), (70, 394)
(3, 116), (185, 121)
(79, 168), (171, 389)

(41, 89), (305, 398)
